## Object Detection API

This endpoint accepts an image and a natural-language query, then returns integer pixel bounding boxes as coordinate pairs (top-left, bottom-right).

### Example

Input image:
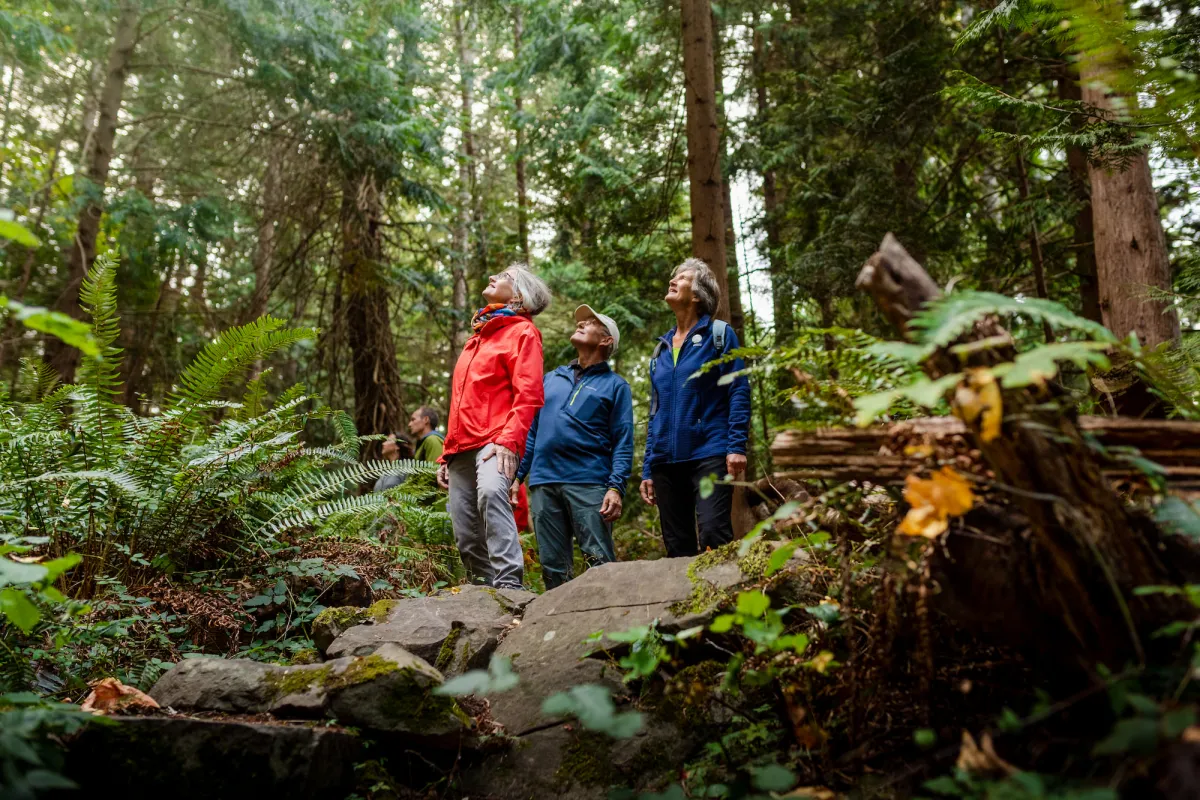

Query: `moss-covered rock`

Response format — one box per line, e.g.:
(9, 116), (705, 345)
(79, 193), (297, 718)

(312, 606), (371, 654)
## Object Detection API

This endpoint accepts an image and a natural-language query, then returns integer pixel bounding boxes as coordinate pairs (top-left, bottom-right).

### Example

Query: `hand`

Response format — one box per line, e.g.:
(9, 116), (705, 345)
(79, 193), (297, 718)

(436, 462), (450, 489)
(726, 453), (747, 479)
(599, 489), (623, 522)
(639, 479), (656, 506)
(509, 481), (521, 506)
(482, 443), (520, 481)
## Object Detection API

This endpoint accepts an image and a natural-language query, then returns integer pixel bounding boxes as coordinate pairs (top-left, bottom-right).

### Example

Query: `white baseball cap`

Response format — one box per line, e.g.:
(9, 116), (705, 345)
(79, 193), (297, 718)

(574, 304), (620, 355)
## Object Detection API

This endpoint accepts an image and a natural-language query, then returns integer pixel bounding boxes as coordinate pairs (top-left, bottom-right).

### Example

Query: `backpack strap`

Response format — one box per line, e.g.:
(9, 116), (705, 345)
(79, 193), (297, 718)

(712, 319), (729, 354)
(649, 340), (665, 416)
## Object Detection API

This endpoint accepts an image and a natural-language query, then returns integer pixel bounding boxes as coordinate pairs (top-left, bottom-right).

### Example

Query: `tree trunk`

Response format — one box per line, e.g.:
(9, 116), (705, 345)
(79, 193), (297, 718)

(45, 2), (139, 383)
(1059, 68), (1101, 324)
(247, 148), (282, 324)
(751, 15), (793, 342)
(1014, 148), (1053, 342)
(450, 2), (477, 357)
(1076, 18), (1179, 348)
(341, 174), (405, 457)
(712, 8), (745, 341)
(513, 5), (531, 264)
(681, 0), (731, 322)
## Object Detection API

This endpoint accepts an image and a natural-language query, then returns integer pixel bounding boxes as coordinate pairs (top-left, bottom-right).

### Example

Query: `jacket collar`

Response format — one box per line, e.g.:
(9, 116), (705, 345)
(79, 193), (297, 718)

(477, 314), (532, 336)
(659, 313), (713, 346)
(556, 359), (611, 379)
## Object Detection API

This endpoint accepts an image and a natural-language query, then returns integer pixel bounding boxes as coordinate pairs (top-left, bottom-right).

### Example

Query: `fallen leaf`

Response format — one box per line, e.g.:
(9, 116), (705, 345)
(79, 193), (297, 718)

(898, 467), (976, 539)
(81, 677), (160, 714)
(904, 444), (935, 459)
(953, 368), (1003, 443)
(450, 586), (461, 595)
(956, 730), (1016, 776)
(783, 788), (839, 799)
(1182, 726), (1200, 743)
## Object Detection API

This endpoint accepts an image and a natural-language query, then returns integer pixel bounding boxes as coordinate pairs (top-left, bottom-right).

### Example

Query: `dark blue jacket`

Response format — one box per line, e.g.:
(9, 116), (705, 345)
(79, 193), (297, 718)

(643, 315), (751, 479)
(517, 361), (635, 494)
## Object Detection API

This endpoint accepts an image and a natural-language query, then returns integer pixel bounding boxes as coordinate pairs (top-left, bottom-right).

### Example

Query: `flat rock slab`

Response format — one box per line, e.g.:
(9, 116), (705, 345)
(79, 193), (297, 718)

(65, 715), (359, 799)
(325, 585), (536, 676)
(489, 545), (805, 735)
(150, 643), (466, 740)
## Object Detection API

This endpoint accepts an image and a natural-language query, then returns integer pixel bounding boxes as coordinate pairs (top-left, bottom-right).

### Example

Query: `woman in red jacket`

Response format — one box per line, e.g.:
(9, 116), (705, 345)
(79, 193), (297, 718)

(437, 264), (549, 590)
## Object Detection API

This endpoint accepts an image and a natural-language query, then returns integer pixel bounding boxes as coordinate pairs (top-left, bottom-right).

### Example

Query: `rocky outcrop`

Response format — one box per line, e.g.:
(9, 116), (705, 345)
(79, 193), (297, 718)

(66, 716), (359, 799)
(320, 585), (536, 676)
(461, 543), (809, 799)
(150, 643), (466, 740)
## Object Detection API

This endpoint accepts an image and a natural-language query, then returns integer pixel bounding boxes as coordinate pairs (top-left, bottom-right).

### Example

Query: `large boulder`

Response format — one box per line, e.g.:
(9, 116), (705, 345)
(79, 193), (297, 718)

(65, 716), (359, 799)
(150, 643), (467, 740)
(323, 585), (536, 676)
(464, 543), (809, 799)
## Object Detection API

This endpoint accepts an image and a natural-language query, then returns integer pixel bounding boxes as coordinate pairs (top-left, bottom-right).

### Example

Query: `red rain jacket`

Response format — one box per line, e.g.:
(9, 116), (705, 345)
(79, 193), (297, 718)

(441, 315), (545, 462)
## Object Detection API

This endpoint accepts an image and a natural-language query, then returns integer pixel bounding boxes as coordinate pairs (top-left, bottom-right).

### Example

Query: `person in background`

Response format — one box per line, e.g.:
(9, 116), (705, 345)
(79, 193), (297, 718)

(437, 264), (550, 590)
(408, 406), (444, 463)
(373, 433), (415, 493)
(639, 258), (751, 557)
(514, 305), (633, 589)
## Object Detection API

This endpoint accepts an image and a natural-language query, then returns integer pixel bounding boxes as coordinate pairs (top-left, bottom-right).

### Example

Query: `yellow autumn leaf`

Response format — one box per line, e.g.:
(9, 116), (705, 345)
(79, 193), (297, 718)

(953, 368), (1003, 443)
(898, 467), (976, 539)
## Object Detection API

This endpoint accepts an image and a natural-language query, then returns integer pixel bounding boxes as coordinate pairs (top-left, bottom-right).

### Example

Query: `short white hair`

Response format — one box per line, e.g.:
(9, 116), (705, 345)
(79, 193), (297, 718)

(505, 263), (551, 317)
(672, 257), (721, 317)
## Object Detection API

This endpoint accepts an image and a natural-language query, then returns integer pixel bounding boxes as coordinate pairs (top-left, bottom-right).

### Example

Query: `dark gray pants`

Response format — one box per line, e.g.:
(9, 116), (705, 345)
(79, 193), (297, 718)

(528, 484), (616, 590)
(447, 445), (524, 590)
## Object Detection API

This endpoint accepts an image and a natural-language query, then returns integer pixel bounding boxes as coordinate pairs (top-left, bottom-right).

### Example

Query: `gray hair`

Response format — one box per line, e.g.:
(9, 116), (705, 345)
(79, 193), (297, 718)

(672, 257), (721, 317)
(505, 263), (551, 317)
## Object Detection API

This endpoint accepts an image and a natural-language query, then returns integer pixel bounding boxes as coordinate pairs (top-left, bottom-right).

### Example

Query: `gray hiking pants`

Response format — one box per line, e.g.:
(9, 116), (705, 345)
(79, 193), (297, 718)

(447, 444), (524, 590)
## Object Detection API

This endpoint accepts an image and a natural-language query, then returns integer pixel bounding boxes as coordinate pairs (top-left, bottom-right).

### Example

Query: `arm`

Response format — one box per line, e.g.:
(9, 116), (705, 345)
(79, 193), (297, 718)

(607, 381), (634, 494)
(723, 328), (752, 456)
(516, 408), (540, 484)
(496, 328), (546, 459)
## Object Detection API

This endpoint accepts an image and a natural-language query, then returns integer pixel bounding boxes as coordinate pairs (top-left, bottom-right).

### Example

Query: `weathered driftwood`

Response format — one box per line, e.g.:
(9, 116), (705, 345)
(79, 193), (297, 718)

(857, 233), (1195, 669)
(771, 416), (1200, 487)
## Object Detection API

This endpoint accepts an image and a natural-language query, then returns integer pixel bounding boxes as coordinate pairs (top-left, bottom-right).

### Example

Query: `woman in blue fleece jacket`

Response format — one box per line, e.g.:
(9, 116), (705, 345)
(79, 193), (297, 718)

(639, 258), (751, 557)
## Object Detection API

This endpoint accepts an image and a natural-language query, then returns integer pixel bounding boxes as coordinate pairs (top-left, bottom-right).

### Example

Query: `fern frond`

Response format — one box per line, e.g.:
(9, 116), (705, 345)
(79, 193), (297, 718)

(16, 357), (59, 401)
(171, 316), (316, 407)
(908, 291), (1117, 356)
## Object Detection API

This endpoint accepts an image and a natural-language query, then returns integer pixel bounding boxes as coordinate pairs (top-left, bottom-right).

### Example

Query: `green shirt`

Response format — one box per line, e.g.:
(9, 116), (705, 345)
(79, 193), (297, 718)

(672, 347), (681, 366)
(414, 432), (444, 462)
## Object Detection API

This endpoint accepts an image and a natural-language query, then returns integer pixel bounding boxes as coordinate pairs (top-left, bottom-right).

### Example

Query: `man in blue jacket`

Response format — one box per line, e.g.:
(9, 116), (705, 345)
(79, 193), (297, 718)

(514, 305), (634, 589)
(640, 258), (752, 557)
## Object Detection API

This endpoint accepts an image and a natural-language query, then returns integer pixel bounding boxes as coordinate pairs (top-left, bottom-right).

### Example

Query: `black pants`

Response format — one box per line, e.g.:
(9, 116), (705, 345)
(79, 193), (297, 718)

(652, 456), (734, 557)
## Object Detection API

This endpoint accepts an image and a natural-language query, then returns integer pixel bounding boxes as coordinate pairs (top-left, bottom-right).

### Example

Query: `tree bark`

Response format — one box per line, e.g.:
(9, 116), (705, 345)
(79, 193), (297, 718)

(1059, 68), (1101, 324)
(712, 8), (745, 341)
(247, 148), (282, 324)
(450, 2), (477, 357)
(513, 4), (531, 264)
(1014, 147), (1053, 342)
(341, 174), (405, 457)
(1076, 15), (1179, 348)
(45, 2), (139, 383)
(681, 0), (731, 322)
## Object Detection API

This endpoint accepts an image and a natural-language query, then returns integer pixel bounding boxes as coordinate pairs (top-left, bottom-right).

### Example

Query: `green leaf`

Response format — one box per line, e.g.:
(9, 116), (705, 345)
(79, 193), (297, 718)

(1157, 497), (1200, 538)
(709, 614), (735, 633)
(1092, 716), (1160, 755)
(3, 300), (99, 356)
(914, 728), (937, 748)
(750, 764), (795, 792)
(541, 684), (644, 738)
(764, 542), (799, 577)
(0, 558), (48, 586)
(1162, 706), (1197, 739)
(992, 341), (1111, 388)
(435, 654), (518, 696)
(0, 587), (41, 632)
(854, 373), (962, 426)
(805, 603), (842, 624)
(922, 775), (965, 796)
(0, 219), (40, 247)
(735, 591), (770, 618)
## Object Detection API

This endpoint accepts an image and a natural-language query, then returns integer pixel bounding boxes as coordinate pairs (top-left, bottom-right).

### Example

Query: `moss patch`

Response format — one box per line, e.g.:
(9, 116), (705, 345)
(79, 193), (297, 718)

(435, 625), (463, 673)
(264, 654), (401, 699)
(289, 648), (321, 665)
(367, 599), (400, 622)
(482, 586), (516, 614)
(313, 606), (369, 630)
(668, 539), (774, 616)
(378, 668), (465, 730)
(555, 732), (616, 788)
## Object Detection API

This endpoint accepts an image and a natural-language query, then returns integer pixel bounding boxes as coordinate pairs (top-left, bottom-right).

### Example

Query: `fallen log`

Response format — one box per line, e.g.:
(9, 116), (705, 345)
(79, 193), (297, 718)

(771, 416), (1200, 487)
